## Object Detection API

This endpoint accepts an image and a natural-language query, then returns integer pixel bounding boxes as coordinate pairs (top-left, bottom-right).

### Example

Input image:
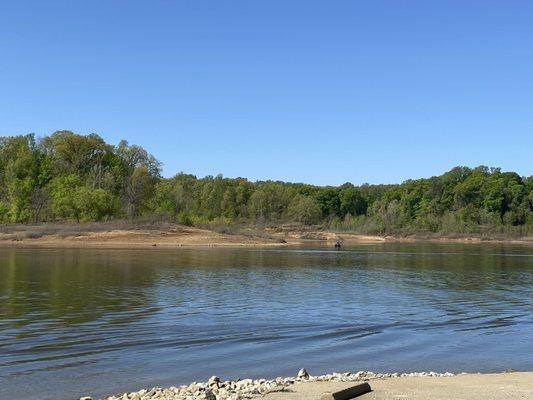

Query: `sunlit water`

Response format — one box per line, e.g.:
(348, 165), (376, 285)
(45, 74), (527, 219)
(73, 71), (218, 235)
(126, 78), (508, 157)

(0, 244), (532, 400)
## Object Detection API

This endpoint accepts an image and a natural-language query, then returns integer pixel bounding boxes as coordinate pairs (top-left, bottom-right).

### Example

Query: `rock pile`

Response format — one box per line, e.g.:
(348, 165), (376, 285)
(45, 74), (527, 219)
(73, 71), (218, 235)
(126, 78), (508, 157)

(82, 370), (456, 400)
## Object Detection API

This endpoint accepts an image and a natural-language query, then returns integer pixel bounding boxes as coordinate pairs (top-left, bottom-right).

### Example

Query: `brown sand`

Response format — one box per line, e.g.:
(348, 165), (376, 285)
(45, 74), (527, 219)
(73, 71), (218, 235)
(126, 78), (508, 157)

(0, 226), (284, 248)
(0, 224), (530, 248)
(0, 225), (387, 248)
(262, 372), (533, 400)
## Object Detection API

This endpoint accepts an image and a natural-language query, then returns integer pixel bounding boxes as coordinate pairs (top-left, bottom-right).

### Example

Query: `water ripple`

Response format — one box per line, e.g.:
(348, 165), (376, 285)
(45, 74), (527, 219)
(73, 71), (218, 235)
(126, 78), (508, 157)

(0, 244), (532, 400)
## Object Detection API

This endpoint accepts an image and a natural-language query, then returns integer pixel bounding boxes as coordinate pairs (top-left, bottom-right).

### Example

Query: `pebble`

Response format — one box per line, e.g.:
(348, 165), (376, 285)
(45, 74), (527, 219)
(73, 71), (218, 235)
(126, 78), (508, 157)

(86, 369), (456, 400)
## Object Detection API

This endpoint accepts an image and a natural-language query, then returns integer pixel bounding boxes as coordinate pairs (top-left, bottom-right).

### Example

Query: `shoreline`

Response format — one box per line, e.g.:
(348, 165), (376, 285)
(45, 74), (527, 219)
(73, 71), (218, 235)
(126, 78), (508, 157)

(0, 224), (532, 249)
(80, 369), (533, 400)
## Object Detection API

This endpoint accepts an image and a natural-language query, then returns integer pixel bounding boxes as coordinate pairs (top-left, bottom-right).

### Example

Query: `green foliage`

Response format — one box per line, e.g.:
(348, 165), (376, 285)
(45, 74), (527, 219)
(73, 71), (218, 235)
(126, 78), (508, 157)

(340, 186), (367, 216)
(0, 131), (531, 237)
(50, 175), (83, 222)
(0, 202), (9, 222)
(0, 134), (43, 222)
(248, 182), (294, 221)
(316, 187), (341, 218)
(288, 195), (322, 225)
(74, 187), (116, 221)
(41, 131), (113, 178)
(7, 177), (35, 222)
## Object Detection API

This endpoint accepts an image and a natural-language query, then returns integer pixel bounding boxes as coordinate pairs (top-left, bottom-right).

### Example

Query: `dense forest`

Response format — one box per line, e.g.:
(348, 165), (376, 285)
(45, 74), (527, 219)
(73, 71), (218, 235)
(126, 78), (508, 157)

(1, 131), (532, 237)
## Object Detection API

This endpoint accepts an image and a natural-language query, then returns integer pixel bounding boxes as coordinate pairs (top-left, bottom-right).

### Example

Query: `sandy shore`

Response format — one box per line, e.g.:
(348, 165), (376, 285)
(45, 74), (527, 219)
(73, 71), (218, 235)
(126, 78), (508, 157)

(264, 372), (533, 400)
(0, 226), (286, 248)
(0, 225), (387, 248)
(0, 224), (531, 248)
(87, 370), (533, 400)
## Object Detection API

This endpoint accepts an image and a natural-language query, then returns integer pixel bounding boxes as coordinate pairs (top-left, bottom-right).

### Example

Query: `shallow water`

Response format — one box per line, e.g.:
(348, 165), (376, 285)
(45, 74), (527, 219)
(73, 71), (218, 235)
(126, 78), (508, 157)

(0, 243), (532, 400)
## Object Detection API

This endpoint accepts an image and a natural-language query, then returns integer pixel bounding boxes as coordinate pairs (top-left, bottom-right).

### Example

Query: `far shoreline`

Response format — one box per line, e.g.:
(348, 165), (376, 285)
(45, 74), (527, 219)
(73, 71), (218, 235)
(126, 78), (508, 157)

(0, 223), (531, 249)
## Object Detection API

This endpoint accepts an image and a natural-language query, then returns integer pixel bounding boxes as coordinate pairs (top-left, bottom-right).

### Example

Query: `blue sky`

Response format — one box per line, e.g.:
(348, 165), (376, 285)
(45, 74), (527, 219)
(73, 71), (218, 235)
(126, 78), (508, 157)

(1, 1), (532, 185)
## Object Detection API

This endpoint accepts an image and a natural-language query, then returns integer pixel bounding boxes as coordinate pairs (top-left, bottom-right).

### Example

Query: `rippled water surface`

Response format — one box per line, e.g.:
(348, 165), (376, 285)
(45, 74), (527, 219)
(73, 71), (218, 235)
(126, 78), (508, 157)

(1, 244), (532, 399)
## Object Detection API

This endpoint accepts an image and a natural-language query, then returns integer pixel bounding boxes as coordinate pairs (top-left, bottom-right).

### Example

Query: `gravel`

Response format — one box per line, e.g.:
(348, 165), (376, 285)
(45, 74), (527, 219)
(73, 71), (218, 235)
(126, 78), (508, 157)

(80, 370), (456, 400)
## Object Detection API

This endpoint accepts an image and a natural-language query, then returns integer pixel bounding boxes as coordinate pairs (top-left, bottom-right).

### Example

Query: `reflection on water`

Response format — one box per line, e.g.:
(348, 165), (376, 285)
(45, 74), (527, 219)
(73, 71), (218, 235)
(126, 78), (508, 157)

(0, 244), (532, 400)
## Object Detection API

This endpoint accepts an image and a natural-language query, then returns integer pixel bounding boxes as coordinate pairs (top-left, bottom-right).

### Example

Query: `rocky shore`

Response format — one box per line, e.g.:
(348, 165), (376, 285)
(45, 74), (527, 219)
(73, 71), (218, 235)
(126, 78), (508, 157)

(81, 369), (456, 400)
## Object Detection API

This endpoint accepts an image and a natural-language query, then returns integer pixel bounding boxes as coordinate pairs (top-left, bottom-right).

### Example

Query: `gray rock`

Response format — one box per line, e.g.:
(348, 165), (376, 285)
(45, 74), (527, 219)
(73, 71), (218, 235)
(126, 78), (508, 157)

(208, 375), (221, 389)
(205, 388), (216, 400)
(95, 370), (457, 400)
(298, 368), (310, 379)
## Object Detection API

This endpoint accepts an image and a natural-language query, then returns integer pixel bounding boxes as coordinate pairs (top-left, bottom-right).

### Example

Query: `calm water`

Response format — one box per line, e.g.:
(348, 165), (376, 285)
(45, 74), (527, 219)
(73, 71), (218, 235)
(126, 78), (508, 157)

(0, 244), (532, 400)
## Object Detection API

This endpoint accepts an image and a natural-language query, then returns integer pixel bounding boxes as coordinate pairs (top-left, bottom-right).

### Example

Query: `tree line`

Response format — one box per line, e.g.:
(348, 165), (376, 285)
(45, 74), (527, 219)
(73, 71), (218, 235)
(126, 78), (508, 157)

(1, 131), (532, 236)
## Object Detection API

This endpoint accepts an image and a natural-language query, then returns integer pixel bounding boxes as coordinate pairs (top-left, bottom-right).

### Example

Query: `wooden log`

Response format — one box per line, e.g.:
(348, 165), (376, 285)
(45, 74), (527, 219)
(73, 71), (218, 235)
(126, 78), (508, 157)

(319, 382), (371, 400)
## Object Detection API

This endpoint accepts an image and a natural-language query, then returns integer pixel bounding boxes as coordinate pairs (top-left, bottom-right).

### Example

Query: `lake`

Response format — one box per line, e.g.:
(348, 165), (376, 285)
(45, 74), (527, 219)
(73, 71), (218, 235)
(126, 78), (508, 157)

(0, 243), (532, 400)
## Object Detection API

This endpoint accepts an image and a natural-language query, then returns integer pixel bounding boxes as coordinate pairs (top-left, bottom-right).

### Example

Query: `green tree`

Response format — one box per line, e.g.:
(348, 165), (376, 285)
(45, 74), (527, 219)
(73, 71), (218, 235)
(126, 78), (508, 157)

(248, 182), (294, 221)
(41, 131), (113, 183)
(50, 174), (83, 222)
(123, 166), (154, 219)
(340, 186), (367, 217)
(116, 141), (161, 218)
(0, 134), (44, 222)
(74, 187), (115, 221)
(316, 188), (341, 218)
(287, 195), (322, 225)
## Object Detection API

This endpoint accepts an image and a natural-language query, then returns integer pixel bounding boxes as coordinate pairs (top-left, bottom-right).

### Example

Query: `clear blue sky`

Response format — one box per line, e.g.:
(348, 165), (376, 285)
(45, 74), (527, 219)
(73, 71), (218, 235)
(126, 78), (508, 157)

(1, 1), (532, 185)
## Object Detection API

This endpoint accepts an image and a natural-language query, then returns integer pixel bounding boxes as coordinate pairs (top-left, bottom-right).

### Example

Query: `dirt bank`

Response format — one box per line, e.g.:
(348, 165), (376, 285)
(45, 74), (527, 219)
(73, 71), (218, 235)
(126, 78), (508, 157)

(0, 223), (386, 248)
(0, 223), (531, 248)
(0, 225), (286, 248)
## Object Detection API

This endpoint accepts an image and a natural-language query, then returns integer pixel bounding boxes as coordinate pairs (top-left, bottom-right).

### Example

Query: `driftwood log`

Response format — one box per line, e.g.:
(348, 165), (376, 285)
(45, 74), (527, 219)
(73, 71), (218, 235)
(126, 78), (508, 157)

(319, 382), (371, 400)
